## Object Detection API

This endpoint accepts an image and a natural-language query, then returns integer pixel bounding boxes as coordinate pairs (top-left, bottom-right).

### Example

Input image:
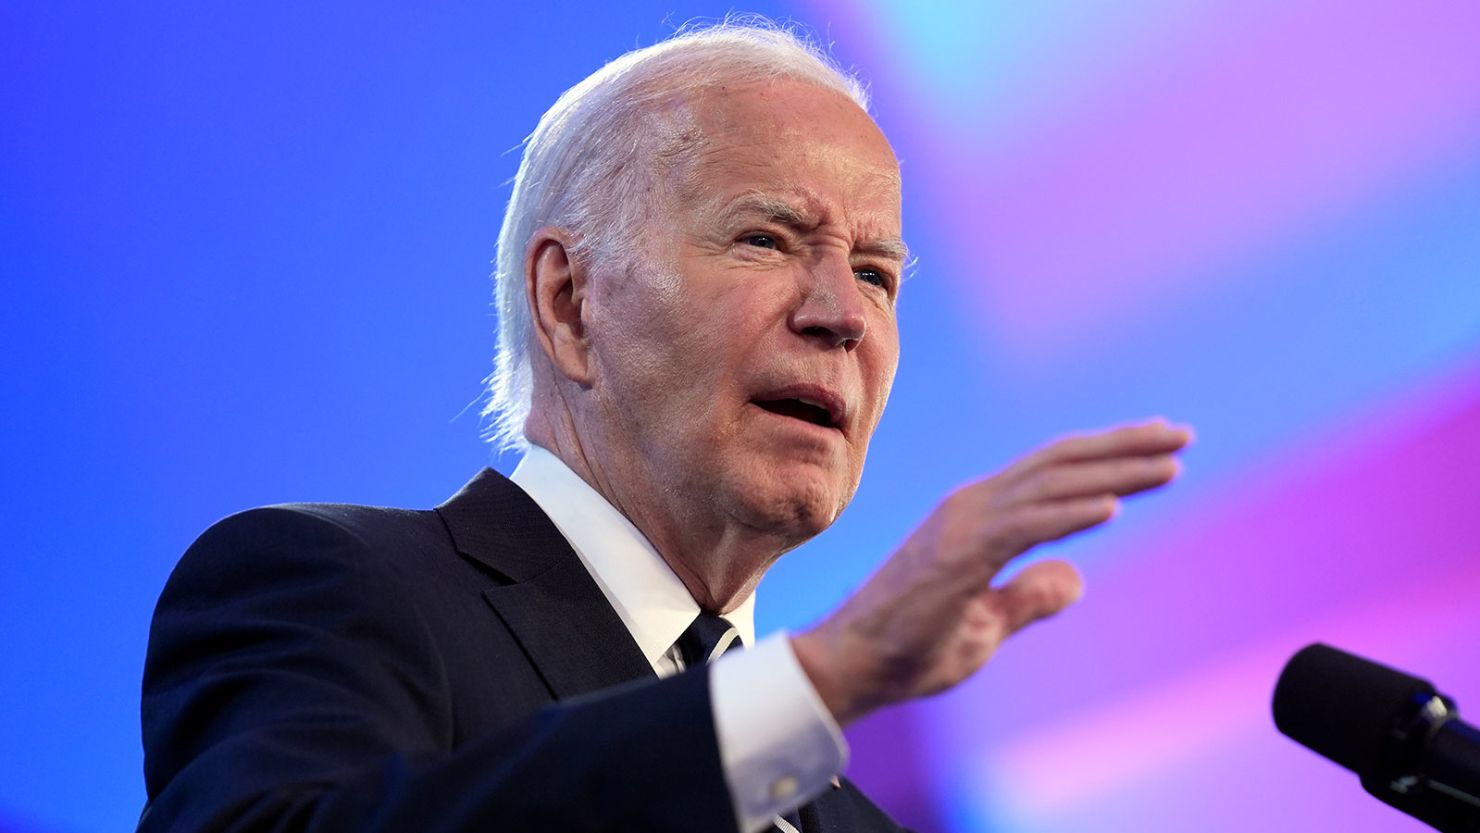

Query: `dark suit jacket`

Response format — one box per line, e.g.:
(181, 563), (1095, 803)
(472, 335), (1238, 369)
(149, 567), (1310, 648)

(141, 467), (906, 832)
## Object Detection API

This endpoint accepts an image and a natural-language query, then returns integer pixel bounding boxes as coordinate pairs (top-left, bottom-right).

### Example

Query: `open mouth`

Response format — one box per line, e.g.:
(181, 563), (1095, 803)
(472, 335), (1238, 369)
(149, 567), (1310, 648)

(752, 397), (840, 429)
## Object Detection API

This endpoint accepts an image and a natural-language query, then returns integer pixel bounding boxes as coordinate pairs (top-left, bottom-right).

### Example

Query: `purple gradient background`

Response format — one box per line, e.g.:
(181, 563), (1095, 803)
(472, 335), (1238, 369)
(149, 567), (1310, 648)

(3, 2), (1478, 832)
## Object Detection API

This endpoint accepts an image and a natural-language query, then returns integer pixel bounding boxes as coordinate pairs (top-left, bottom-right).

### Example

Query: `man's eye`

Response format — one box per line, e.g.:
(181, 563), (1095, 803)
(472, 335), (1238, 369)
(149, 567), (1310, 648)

(855, 268), (890, 290)
(741, 234), (779, 250)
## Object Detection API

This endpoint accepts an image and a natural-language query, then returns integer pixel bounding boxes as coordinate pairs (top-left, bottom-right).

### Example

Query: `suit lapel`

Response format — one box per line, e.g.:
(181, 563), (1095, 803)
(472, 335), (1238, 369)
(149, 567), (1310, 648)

(437, 468), (655, 700)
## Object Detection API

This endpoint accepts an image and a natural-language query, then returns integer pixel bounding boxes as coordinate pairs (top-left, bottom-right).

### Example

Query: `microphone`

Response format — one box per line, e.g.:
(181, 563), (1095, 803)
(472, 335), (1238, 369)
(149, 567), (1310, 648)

(1273, 643), (1480, 833)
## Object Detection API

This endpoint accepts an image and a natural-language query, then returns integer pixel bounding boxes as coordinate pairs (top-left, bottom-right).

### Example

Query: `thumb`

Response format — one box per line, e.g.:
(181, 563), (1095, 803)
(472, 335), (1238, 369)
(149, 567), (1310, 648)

(994, 559), (1085, 635)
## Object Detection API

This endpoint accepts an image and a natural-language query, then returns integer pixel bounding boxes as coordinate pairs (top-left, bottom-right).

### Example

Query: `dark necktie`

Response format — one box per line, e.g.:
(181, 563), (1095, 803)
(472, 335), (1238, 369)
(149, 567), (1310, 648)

(676, 612), (741, 668)
(676, 613), (805, 833)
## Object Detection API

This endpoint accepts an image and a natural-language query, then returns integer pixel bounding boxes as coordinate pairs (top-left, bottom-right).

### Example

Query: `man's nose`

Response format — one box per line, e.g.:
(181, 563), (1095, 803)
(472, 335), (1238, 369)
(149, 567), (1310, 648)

(788, 256), (868, 350)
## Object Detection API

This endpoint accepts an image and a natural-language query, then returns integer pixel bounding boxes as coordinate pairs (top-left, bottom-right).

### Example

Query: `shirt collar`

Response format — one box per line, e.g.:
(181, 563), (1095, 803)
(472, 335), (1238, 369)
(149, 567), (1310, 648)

(509, 445), (757, 672)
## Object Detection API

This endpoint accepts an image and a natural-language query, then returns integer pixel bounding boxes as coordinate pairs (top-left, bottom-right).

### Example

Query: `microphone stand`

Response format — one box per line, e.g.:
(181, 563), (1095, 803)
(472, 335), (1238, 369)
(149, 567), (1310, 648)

(1363, 693), (1480, 833)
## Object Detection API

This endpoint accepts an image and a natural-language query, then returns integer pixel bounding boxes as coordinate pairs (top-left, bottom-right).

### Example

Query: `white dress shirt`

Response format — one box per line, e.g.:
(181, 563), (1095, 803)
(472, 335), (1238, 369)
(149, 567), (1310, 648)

(510, 446), (847, 833)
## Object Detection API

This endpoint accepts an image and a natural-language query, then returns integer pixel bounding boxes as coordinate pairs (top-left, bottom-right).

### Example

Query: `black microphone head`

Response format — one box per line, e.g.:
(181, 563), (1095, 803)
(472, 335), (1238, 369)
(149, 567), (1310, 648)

(1272, 643), (1437, 777)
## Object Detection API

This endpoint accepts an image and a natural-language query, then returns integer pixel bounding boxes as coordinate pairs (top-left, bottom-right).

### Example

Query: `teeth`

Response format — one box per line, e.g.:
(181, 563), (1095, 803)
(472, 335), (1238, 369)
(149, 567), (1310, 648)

(795, 397), (834, 425)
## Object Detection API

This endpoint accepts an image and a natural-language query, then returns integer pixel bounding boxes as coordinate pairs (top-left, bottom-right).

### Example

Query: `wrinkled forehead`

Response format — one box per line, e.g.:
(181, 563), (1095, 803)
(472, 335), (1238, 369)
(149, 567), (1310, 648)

(656, 80), (902, 220)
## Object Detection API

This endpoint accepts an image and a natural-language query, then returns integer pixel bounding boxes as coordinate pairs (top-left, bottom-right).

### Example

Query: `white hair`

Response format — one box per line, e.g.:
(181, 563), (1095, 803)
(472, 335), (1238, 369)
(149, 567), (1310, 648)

(481, 17), (871, 452)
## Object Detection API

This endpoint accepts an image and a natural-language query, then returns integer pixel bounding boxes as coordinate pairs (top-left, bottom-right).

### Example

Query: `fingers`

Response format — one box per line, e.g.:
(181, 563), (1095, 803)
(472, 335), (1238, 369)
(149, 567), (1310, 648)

(960, 419), (1192, 572)
(1005, 453), (1181, 504)
(988, 494), (1119, 558)
(1014, 419), (1193, 471)
(994, 559), (1085, 635)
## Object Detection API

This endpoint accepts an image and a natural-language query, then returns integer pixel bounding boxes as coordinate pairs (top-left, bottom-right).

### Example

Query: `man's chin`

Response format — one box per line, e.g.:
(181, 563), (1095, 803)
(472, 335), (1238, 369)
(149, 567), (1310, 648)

(725, 469), (852, 542)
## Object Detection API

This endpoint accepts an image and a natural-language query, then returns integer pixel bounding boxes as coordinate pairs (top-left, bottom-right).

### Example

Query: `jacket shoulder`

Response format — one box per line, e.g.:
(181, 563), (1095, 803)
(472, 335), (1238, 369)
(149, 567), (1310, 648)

(210, 499), (442, 542)
(157, 500), (457, 624)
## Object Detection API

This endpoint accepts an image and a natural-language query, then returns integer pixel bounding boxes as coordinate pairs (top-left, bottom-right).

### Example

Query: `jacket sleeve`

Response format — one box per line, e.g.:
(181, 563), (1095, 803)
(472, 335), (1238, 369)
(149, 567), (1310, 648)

(139, 506), (735, 833)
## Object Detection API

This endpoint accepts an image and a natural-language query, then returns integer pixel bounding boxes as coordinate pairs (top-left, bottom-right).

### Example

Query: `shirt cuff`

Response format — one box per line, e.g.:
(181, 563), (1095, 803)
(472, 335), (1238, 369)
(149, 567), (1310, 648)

(709, 631), (849, 833)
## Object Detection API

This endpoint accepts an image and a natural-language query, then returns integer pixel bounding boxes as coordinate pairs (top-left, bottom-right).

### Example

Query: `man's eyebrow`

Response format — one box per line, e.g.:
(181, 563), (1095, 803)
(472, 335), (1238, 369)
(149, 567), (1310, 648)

(715, 192), (911, 263)
(719, 194), (811, 225)
(858, 237), (911, 264)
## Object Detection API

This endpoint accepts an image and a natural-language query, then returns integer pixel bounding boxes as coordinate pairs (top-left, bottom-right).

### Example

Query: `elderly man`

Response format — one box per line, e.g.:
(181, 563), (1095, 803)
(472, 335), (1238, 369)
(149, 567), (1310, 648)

(141, 22), (1190, 833)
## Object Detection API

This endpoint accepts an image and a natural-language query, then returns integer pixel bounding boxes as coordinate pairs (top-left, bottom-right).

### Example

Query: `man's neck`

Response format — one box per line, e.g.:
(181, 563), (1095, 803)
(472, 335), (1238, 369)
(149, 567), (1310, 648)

(510, 446), (760, 666)
(524, 436), (784, 614)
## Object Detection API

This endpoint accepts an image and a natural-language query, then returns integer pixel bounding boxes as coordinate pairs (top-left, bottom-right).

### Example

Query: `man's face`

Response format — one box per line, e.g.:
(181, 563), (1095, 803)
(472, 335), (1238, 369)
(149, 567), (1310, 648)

(583, 78), (904, 543)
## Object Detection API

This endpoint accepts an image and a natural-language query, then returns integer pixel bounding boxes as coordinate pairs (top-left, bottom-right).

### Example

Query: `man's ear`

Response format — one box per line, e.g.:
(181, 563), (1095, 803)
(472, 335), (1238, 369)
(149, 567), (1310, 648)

(525, 228), (595, 386)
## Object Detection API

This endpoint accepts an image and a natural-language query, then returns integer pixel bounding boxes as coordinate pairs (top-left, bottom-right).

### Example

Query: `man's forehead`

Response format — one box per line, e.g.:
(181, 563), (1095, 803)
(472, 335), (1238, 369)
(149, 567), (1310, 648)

(682, 80), (897, 166)
(679, 139), (901, 199)
(651, 79), (905, 247)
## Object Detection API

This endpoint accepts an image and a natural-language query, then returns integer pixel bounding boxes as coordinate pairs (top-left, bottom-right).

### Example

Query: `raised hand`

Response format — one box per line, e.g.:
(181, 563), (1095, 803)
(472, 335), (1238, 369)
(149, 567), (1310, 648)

(792, 419), (1193, 726)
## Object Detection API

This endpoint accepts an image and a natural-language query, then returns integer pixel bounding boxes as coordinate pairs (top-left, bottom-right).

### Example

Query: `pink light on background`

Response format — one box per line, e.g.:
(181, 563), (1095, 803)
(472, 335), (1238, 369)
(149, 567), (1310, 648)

(926, 1), (1480, 358)
(977, 563), (1480, 826)
(917, 367), (1480, 831)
